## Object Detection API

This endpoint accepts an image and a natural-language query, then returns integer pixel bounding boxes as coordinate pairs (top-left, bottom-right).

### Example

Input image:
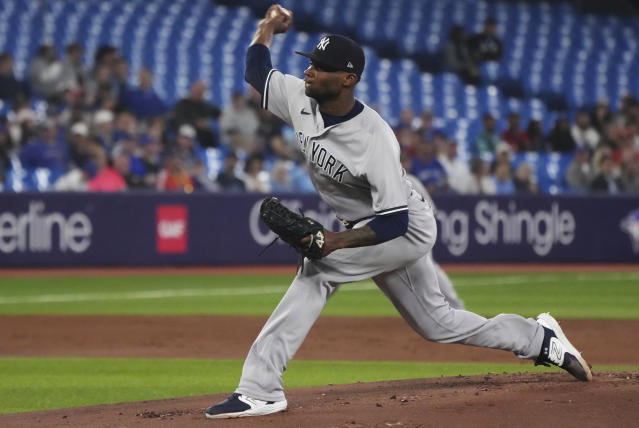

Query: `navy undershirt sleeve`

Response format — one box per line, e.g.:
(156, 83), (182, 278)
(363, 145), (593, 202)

(367, 210), (409, 243)
(245, 44), (273, 96)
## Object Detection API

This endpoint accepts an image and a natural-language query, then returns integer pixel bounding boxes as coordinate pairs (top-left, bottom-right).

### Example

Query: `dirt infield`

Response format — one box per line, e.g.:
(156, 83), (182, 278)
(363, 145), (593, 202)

(1, 315), (637, 365)
(2, 372), (638, 428)
(1, 315), (639, 427)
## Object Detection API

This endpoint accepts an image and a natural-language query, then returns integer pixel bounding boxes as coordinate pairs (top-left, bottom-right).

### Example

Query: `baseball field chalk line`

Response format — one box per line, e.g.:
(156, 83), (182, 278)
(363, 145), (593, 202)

(0, 273), (637, 305)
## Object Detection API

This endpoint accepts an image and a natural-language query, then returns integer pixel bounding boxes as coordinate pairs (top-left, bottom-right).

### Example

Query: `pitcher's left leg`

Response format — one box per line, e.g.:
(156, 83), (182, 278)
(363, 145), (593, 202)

(374, 253), (543, 359)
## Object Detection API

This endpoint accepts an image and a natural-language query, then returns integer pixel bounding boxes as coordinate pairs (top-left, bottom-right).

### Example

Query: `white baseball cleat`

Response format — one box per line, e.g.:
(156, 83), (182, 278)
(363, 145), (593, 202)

(535, 313), (592, 381)
(205, 393), (287, 419)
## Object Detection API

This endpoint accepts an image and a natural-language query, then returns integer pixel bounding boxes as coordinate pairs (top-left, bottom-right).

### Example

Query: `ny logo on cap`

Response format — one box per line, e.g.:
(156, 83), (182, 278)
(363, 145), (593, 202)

(317, 36), (330, 51)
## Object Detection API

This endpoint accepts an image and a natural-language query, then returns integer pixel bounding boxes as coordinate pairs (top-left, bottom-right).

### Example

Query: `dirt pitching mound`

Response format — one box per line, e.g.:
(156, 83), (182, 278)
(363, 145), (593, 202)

(2, 372), (638, 428)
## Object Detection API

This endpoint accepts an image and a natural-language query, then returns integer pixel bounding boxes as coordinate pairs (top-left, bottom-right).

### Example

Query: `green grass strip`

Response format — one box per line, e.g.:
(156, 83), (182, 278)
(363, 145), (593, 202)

(0, 357), (637, 414)
(0, 272), (638, 318)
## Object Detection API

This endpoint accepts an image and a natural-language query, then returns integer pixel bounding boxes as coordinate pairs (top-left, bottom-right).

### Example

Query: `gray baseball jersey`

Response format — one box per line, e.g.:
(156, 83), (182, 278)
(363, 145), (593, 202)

(264, 69), (410, 224)
(236, 68), (544, 402)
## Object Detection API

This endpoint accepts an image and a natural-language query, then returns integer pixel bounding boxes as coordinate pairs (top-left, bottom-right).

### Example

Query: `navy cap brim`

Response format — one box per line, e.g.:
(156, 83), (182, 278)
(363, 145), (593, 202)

(295, 50), (348, 73)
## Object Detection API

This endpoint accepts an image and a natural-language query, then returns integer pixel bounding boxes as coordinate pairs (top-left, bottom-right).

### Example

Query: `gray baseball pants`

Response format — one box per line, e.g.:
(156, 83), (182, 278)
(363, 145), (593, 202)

(236, 192), (544, 402)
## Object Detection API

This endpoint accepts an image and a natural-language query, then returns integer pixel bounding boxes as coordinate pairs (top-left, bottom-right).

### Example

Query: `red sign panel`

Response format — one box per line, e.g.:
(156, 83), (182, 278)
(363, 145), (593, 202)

(156, 205), (188, 254)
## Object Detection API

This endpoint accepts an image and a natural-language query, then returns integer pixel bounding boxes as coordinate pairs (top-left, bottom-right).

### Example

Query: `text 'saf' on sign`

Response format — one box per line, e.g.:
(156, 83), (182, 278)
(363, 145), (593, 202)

(156, 205), (188, 254)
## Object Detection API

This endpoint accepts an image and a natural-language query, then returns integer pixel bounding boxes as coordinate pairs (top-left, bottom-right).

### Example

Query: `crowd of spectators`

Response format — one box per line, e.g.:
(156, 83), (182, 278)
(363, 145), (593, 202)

(0, 43), (315, 194)
(0, 42), (638, 196)
(394, 93), (639, 196)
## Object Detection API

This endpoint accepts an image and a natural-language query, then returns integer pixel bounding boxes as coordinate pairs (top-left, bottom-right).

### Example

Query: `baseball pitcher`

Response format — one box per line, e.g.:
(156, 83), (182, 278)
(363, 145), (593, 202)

(205, 4), (591, 419)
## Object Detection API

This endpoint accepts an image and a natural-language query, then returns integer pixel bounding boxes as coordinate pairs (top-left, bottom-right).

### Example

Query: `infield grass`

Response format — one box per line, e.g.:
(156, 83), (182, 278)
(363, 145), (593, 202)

(0, 271), (637, 318)
(2, 357), (637, 414)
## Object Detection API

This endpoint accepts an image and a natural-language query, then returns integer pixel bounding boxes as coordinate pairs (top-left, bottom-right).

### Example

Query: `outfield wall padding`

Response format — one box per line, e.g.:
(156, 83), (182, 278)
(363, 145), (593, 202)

(0, 192), (637, 266)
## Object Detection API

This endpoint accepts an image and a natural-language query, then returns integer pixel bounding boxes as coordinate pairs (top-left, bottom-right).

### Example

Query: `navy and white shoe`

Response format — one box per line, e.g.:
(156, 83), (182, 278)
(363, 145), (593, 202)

(204, 393), (287, 419)
(535, 313), (592, 381)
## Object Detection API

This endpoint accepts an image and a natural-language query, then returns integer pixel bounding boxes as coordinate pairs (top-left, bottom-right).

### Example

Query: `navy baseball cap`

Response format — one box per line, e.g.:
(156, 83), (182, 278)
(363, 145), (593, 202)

(295, 34), (365, 78)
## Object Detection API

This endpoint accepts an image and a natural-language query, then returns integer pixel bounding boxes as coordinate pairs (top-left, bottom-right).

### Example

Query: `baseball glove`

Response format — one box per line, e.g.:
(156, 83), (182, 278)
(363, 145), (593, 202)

(260, 197), (325, 259)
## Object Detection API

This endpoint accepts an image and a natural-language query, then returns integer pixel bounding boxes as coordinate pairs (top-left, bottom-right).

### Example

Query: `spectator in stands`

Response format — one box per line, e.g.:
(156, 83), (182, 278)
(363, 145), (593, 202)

(395, 125), (420, 159)
(56, 89), (88, 128)
(219, 91), (261, 153)
(112, 110), (138, 144)
(60, 43), (86, 93)
(130, 134), (161, 189)
(86, 143), (127, 192)
(156, 151), (194, 192)
(0, 120), (11, 182)
(0, 52), (24, 102)
(432, 130), (448, 157)
(53, 160), (95, 191)
(243, 152), (270, 193)
(173, 80), (221, 127)
(615, 94), (639, 126)
(267, 132), (297, 162)
(400, 151), (427, 194)
(216, 151), (246, 192)
(28, 45), (67, 99)
(6, 93), (37, 146)
(411, 138), (448, 194)
(493, 141), (514, 170)
(91, 109), (116, 149)
(172, 124), (202, 170)
(414, 109), (436, 141)
(513, 162), (539, 194)
(547, 116), (576, 152)
(112, 152), (136, 188)
(67, 122), (92, 169)
(592, 146), (613, 175)
(474, 113), (501, 155)
(625, 121), (639, 152)
(85, 45), (121, 107)
(113, 57), (129, 95)
(501, 112), (530, 152)
(492, 161), (515, 194)
(468, 17), (503, 64)
(591, 154), (624, 194)
(443, 26), (480, 85)
(464, 157), (496, 194)
(190, 158), (219, 192)
(612, 125), (636, 166)
(147, 116), (168, 146)
(590, 99), (612, 135)
(565, 146), (594, 192)
(85, 64), (112, 108)
(571, 110), (600, 151)
(111, 131), (138, 161)
(258, 108), (292, 159)
(270, 159), (295, 193)
(93, 45), (119, 75)
(526, 119), (545, 152)
(438, 138), (471, 193)
(598, 121), (623, 150)
(18, 120), (69, 172)
(394, 107), (416, 131)
(620, 155), (639, 193)
(192, 115), (220, 149)
(119, 67), (167, 119)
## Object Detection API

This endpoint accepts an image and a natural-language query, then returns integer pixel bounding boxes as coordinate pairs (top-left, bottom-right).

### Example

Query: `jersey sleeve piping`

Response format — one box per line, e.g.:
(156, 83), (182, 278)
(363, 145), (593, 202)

(375, 205), (409, 215)
(262, 68), (277, 110)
